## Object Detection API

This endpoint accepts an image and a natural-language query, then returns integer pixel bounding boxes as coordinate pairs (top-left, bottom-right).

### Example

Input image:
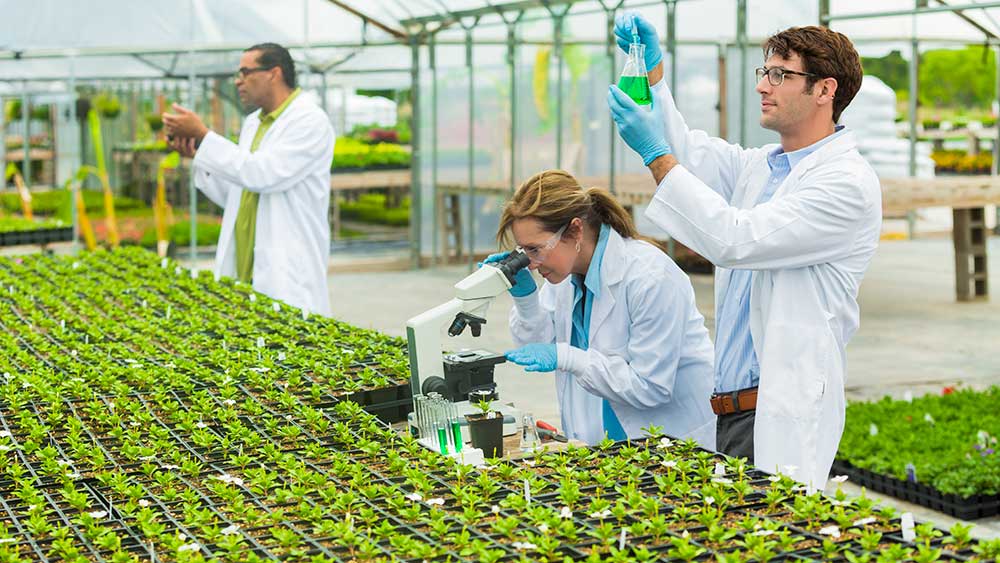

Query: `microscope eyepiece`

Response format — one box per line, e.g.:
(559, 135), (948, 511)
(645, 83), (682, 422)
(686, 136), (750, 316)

(496, 250), (531, 286)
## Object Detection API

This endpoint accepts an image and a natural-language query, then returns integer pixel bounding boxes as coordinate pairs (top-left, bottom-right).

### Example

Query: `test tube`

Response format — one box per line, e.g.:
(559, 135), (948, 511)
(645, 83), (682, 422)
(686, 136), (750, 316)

(450, 403), (463, 452)
(435, 397), (448, 454)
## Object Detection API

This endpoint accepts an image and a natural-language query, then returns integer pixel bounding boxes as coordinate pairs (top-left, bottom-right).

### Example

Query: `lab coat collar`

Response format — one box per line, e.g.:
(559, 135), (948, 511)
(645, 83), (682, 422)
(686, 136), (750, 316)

(588, 227), (627, 339)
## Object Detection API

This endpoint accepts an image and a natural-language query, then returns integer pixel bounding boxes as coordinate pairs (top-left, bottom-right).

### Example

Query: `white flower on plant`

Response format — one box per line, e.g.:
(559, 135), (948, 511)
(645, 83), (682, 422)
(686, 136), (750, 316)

(537, 523), (549, 533)
(221, 525), (241, 535)
(139, 456), (157, 462)
(681, 530), (690, 539)
(67, 472), (82, 480)
(161, 464), (179, 470)
(138, 500), (151, 508)
(704, 496), (715, 505)
(213, 473), (244, 487)
(831, 475), (849, 483)
(819, 526), (842, 538)
(512, 542), (537, 551)
(852, 517), (877, 527)
(405, 493), (422, 502)
(491, 505), (500, 514)
(589, 509), (613, 519)
(426, 498), (445, 506)
(660, 460), (677, 469)
(711, 478), (733, 485)
(55, 460), (70, 467)
(560, 507), (572, 519)
(657, 437), (673, 449)
(223, 399), (236, 406)
(178, 543), (201, 552)
(88, 510), (108, 519)
(752, 530), (775, 537)
(523, 460), (536, 467)
(923, 413), (935, 425)
(830, 499), (852, 507)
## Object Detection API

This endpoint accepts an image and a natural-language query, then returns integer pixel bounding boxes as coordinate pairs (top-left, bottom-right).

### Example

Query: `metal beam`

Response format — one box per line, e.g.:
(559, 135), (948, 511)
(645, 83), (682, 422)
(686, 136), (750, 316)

(931, 0), (1000, 40)
(737, 0), (747, 145)
(324, 0), (408, 40)
(409, 32), (423, 268)
(823, 1), (1000, 23)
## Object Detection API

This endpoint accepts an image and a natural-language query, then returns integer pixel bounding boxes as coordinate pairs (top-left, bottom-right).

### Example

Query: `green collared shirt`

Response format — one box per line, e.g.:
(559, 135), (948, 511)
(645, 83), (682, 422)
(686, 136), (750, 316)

(234, 88), (301, 283)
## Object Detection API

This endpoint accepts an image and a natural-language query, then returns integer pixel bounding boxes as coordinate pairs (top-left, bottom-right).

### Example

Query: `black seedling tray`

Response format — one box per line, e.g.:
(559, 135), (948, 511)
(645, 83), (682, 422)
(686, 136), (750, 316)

(0, 226), (73, 247)
(831, 459), (1000, 520)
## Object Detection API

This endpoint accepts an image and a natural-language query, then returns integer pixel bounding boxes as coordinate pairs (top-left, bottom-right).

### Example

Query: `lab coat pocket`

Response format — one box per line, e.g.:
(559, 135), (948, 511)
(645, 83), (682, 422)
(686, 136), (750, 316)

(757, 322), (830, 420)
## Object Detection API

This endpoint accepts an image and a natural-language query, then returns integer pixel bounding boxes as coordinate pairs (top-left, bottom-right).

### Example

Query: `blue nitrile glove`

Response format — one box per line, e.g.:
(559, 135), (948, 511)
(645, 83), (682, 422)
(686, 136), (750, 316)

(607, 85), (672, 166)
(614, 11), (662, 71)
(481, 251), (536, 298)
(505, 343), (558, 373)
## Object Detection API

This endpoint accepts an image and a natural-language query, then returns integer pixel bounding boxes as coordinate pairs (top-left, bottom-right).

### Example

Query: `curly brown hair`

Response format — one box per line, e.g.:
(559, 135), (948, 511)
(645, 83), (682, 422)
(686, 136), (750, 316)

(763, 26), (863, 123)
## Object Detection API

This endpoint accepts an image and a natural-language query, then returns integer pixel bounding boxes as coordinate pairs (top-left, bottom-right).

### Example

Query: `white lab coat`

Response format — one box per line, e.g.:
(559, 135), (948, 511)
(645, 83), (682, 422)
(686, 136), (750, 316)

(642, 80), (881, 489)
(193, 94), (335, 316)
(509, 228), (716, 449)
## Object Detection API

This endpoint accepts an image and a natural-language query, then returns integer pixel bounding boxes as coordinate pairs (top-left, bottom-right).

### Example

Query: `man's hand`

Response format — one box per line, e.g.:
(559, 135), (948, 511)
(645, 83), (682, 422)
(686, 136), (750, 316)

(614, 11), (662, 72)
(162, 103), (209, 142)
(607, 85), (672, 166)
(167, 136), (198, 158)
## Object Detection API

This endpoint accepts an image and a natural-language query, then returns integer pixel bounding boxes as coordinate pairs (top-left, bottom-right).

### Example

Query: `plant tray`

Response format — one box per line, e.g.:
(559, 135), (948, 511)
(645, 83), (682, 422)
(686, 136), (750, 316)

(0, 226), (73, 246)
(341, 380), (413, 424)
(831, 459), (1000, 520)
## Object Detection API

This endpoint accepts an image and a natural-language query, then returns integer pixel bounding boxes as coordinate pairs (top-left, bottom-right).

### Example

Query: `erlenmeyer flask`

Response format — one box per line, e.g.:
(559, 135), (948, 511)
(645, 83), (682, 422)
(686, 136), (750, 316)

(618, 43), (651, 106)
(519, 414), (541, 452)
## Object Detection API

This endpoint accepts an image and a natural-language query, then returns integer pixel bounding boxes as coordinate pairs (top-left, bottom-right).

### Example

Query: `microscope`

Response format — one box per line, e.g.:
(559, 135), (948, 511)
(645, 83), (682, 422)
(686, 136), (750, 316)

(405, 251), (532, 441)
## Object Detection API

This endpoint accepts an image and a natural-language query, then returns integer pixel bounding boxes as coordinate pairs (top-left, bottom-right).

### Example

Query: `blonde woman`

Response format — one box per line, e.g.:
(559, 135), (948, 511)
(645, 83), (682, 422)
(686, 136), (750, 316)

(486, 170), (716, 447)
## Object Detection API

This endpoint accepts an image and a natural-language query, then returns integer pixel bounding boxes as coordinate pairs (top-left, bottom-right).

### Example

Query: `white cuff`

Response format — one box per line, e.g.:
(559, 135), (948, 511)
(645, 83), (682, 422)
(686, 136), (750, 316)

(512, 291), (541, 317)
(556, 343), (585, 375)
(192, 130), (226, 167)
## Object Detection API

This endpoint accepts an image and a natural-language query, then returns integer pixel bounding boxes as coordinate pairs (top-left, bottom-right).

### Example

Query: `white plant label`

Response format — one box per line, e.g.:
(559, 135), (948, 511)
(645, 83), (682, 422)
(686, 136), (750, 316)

(256, 337), (264, 349)
(523, 478), (531, 505)
(619, 528), (627, 550)
(272, 303), (280, 312)
(161, 258), (168, 269)
(714, 462), (726, 476)
(901, 512), (915, 541)
(903, 390), (913, 403)
(249, 294), (256, 303)
(869, 423), (878, 436)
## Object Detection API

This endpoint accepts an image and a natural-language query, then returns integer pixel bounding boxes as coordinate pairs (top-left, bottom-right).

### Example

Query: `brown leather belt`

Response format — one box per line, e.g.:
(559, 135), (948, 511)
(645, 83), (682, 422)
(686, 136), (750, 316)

(710, 387), (758, 416)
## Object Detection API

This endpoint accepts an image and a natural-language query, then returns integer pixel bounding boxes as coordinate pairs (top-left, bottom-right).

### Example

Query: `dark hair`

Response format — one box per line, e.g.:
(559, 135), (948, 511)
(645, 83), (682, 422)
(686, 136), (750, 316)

(763, 26), (862, 123)
(497, 169), (640, 249)
(245, 42), (296, 89)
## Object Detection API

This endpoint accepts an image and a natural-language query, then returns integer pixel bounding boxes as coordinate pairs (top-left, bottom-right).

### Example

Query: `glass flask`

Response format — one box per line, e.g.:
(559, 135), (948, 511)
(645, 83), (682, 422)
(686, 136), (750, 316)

(618, 42), (652, 106)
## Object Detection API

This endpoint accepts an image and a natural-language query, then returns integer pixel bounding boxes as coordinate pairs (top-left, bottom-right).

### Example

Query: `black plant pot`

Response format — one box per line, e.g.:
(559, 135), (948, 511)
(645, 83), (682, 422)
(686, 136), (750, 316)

(466, 412), (504, 458)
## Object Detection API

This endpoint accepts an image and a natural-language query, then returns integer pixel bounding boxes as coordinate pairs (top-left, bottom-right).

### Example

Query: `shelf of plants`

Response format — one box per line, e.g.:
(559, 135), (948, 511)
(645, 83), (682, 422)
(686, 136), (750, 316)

(0, 217), (72, 247)
(0, 248), (998, 562)
(835, 388), (1000, 520)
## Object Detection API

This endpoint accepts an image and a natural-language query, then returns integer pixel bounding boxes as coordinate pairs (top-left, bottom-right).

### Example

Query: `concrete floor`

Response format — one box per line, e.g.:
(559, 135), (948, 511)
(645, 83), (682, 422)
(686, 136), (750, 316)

(327, 236), (1000, 536)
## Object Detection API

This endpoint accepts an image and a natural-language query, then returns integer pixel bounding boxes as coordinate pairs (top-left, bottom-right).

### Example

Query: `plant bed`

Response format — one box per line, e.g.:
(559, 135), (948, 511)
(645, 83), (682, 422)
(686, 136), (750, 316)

(835, 387), (1000, 519)
(4, 250), (1000, 561)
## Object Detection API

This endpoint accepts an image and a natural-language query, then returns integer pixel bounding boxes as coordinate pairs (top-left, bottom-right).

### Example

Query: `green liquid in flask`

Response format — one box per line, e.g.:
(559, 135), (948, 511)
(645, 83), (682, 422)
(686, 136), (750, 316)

(618, 75), (652, 105)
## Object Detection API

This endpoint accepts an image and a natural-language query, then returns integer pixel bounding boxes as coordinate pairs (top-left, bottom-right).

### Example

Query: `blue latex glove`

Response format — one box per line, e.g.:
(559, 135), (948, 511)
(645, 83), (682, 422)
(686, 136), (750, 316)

(607, 85), (672, 166)
(505, 343), (558, 373)
(482, 251), (536, 298)
(614, 11), (662, 71)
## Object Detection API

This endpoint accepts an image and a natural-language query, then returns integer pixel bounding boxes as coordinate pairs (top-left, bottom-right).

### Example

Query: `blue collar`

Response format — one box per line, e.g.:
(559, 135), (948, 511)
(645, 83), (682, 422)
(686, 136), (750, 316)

(768, 124), (846, 171)
(572, 223), (611, 299)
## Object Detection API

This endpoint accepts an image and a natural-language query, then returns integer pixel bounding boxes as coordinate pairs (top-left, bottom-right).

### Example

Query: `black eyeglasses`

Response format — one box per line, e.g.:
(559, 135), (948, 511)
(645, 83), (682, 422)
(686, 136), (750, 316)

(234, 66), (274, 80)
(755, 66), (817, 87)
